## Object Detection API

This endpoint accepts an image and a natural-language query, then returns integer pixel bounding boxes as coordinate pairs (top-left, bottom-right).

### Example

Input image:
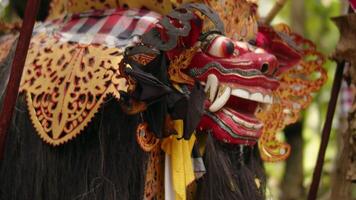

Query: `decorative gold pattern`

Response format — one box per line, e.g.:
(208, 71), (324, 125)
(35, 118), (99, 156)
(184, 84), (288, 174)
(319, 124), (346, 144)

(48, 0), (198, 19)
(136, 122), (160, 152)
(144, 144), (164, 200)
(47, 0), (68, 20)
(68, 0), (174, 14)
(20, 33), (131, 145)
(168, 46), (199, 85)
(257, 24), (327, 162)
(204, 0), (258, 41)
(130, 54), (156, 66)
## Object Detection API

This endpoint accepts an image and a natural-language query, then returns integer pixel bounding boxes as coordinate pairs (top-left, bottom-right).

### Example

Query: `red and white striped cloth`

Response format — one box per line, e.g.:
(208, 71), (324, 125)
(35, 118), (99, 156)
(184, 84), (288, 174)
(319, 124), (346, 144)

(53, 8), (162, 48)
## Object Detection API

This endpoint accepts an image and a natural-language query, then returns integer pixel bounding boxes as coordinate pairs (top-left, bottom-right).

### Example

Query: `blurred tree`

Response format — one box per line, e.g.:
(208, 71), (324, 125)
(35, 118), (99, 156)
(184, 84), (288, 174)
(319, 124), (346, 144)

(281, 121), (305, 200)
(330, 10), (356, 199)
(280, 1), (305, 200)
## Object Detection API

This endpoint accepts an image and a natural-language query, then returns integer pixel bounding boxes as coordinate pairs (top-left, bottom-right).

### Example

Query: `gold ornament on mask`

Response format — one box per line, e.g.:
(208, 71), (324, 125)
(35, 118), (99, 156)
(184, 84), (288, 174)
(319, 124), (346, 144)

(168, 46), (199, 85)
(257, 24), (327, 162)
(136, 122), (160, 152)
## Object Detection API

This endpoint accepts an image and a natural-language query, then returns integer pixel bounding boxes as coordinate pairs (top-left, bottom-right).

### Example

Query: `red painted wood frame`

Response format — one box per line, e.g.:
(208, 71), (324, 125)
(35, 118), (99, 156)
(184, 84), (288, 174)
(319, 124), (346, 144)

(0, 0), (41, 159)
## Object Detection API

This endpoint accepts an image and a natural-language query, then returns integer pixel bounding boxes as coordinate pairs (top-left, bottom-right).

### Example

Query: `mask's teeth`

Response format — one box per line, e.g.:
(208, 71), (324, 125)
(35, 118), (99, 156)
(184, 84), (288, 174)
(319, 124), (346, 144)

(231, 88), (274, 104)
(204, 74), (219, 102)
(263, 95), (273, 104)
(231, 88), (250, 100)
(209, 85), (231, 112)
(250, 92), (264, 103)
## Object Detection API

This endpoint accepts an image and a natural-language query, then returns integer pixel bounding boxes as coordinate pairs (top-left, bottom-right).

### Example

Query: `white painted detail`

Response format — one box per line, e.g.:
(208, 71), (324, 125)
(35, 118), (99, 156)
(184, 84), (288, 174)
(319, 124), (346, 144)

(204, 74), (219, 102)
(254, 48), (266, 54)
(231, 88), (250, 100)
(231, 88), (273, 104)
(164, 154), (175, 200)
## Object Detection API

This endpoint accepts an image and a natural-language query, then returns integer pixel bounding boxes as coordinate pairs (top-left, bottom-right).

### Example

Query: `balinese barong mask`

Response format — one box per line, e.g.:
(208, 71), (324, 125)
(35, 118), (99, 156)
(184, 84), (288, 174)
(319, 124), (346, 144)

(123, 4), (282, 146)
(18, 2), (326, 162)
(130, 6), (326, 158)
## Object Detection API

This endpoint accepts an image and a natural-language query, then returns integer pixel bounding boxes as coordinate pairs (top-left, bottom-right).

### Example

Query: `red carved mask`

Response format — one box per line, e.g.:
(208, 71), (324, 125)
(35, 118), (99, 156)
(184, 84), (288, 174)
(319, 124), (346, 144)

(186, 34), (280, 145)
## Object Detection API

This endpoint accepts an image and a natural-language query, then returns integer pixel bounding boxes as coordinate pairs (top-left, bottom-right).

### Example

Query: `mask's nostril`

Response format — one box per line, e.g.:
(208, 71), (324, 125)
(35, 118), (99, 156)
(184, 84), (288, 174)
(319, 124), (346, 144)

(261, 63), (269, 74)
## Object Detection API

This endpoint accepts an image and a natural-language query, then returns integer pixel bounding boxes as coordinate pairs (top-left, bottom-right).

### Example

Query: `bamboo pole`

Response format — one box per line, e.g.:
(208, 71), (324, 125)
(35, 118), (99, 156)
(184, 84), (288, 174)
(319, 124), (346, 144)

(0, 0), (41, 159)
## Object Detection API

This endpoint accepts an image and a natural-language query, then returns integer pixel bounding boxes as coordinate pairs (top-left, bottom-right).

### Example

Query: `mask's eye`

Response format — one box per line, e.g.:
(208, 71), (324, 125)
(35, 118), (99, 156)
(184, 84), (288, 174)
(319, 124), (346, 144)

(206, 36), (235, 58)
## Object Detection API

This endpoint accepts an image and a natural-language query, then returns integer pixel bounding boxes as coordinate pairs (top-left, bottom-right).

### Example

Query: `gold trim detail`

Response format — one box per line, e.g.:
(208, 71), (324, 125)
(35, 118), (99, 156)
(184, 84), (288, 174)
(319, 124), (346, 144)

(144, 144), (164, 200)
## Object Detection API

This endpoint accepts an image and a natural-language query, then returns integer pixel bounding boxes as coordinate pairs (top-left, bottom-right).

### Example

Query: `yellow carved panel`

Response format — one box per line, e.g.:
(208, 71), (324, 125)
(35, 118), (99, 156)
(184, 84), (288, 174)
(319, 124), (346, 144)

(20, 33), (130, 145)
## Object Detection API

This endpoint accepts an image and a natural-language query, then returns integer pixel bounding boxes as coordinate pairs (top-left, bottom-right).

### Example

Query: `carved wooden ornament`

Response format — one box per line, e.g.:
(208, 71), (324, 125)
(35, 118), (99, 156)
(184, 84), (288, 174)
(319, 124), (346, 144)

(20, 33), (131, 145)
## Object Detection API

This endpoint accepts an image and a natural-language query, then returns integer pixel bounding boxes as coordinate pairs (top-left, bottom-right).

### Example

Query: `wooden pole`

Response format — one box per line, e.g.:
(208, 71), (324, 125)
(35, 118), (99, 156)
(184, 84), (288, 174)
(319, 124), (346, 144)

(264, 0), (288, 25)
(307, 61), (345, 200)
(0, 0), (41, 159)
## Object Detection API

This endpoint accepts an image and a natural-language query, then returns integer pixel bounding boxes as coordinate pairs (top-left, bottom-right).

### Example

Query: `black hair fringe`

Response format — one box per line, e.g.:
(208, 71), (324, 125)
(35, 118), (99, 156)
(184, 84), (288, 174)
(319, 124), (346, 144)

(0, 40), (151, 200)
(0, 94), (149, 200)
(196, 134), (266, 200)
